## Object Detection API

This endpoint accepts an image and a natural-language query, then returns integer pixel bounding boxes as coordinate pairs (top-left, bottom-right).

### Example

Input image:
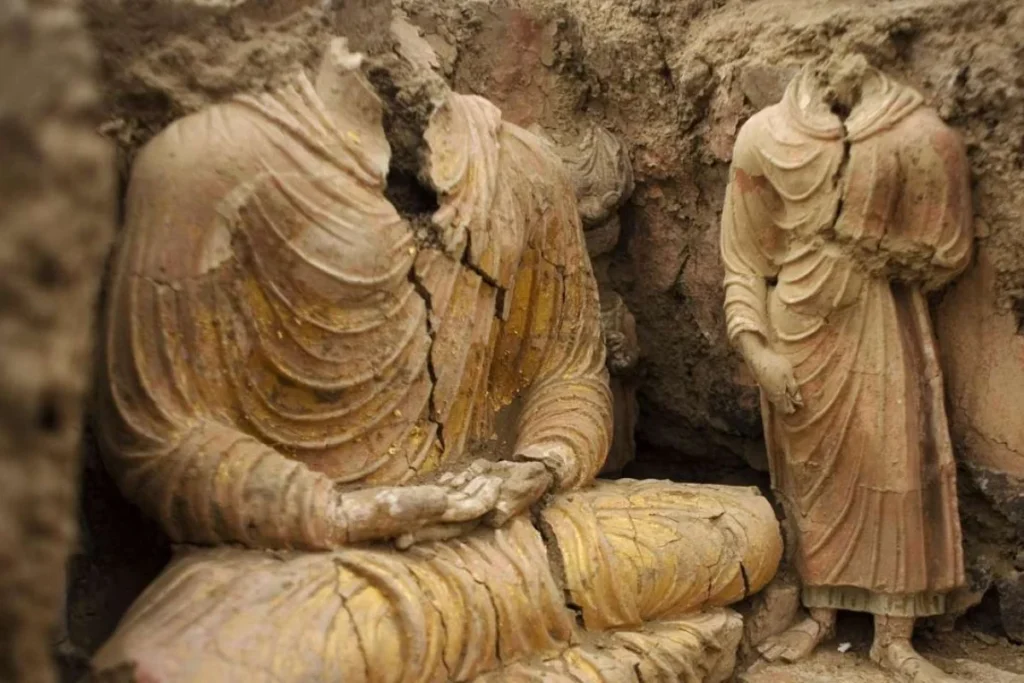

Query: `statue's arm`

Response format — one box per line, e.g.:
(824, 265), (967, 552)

(101, 418), (488, 550)
(510, 149), (613, 491)
(513, 270), (613, 491)
(720, 116), (802, 413)
(721, 116), (778, 349)
(106, 420), (342, 549)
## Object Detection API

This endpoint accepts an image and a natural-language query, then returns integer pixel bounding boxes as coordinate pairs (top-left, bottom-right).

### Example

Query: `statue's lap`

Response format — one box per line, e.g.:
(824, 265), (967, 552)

(92, 480), (781, 682)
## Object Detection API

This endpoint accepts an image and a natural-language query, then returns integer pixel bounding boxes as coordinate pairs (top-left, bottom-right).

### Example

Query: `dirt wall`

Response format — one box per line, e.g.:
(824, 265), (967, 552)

(0, 1), (114, 680)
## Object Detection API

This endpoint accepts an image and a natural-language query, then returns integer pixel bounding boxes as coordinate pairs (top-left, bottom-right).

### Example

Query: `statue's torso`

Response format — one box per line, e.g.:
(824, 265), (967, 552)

(743, 74), (951, 320)
(113, 85), (511, 486)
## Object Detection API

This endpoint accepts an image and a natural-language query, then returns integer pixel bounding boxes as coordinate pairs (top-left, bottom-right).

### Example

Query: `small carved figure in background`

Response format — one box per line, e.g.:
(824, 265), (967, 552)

(722, 54), (972, 682)
(549, 125), (640, 475)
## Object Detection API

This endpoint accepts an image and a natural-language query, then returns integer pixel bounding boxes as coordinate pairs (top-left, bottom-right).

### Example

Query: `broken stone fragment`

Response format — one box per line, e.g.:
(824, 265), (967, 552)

(739, 571), (802, 663)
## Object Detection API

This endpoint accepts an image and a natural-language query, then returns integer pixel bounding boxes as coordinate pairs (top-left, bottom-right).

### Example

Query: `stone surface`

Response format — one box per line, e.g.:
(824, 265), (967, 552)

(937, 250), (1024, 531)
(0, 0), (114, 681)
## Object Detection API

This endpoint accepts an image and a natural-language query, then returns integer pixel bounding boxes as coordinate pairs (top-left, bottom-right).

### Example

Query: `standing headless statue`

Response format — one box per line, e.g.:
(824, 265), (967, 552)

(721, 55), (972, 682)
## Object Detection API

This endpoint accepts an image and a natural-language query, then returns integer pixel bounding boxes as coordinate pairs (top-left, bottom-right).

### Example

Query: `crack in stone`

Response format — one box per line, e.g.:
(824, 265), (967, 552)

(739, 561), (751, 600)
(960, 410), (1024, 461)
(403, 556), (454, 680)
(651, 16), (676, 96)
(814, 91), (940, 287)
(461, 229), (508, 320)
(384, 165), (453, 456)
(331, 559), (371, 683)
(406, 260), (446, 454)
(531, 509), (585, 628)
(824, 101), (852, 242)
(462, 544), (505, 668)
(622, 513), (646, 601)
(670, 247), (691, 299)
(1013, 298), (1024, 335)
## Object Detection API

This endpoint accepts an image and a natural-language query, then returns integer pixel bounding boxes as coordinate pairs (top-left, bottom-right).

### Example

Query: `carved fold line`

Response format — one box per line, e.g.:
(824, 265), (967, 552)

(240, 228), (406, 336)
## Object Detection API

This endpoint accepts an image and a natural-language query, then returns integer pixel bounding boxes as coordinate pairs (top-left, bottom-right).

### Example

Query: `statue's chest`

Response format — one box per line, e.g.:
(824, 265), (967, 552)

(222, 240), (502, 484)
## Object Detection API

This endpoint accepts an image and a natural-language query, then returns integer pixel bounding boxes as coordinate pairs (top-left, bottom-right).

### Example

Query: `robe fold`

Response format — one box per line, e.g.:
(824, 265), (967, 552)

(721, 68), (971, 614)
(98, 71), (611, 550)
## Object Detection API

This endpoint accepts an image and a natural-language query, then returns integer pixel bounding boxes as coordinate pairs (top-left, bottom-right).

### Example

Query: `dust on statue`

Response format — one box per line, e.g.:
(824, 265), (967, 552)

(89, 28), (783, 683)
(721, 54), (973, 683)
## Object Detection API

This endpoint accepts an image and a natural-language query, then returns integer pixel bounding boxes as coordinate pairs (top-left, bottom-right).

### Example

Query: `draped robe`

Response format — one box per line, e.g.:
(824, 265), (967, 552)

(97, 72), (614, 549)
(721, 70), (971, 615)
(90, 63), (783, 681)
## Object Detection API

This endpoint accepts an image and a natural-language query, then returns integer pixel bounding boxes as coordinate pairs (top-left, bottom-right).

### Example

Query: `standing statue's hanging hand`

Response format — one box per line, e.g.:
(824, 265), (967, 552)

(334, 474), (503, 546)
(736, 331), (803, 415)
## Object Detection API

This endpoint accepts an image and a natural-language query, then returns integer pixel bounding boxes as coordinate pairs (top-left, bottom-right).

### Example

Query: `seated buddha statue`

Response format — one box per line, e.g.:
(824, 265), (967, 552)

(89, 28), (783, 683)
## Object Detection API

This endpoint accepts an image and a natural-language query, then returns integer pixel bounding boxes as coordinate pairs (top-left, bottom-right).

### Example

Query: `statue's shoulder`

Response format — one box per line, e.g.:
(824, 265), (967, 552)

(131, 100), (267, 192)
(735, 102), (811, 152)
(731, 106), (779, 170)
(891, 105), (964, 153)
(121, 101), (265, 283)
(737, 105), (778, 137)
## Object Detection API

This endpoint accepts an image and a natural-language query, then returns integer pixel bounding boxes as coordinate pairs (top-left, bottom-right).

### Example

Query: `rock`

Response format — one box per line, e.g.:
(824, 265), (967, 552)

(973, 630), (1000, 646)
(998, 572), (1024, 643)
(84, 0), (335, 166)
(934, 658), (1024, 682)
(739, 651), (894, 683)
(738, 62), (800, 110)
(739, 572), (801, 661)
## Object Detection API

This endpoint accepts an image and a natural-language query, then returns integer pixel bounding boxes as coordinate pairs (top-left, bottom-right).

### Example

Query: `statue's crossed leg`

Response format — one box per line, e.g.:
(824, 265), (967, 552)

(91, 480), (781, 683)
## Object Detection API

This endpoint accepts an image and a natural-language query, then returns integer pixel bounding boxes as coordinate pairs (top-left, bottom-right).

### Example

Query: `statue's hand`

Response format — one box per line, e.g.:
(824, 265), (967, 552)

(514, 442), (577, 491)
(483, 460), (553, 527)
(437, 459), (552, 527)
(438, 468), (504, 523)
(338, 475), (501, 546)
(748, 346), (803, 415)
(605, 330), (637, 374)
(392, 459), (553, 548)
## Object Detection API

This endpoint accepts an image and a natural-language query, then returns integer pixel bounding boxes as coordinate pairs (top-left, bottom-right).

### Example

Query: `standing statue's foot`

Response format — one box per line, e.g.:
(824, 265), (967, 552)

(757, 613), (834, 663)
(869, 640), (960, 683)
